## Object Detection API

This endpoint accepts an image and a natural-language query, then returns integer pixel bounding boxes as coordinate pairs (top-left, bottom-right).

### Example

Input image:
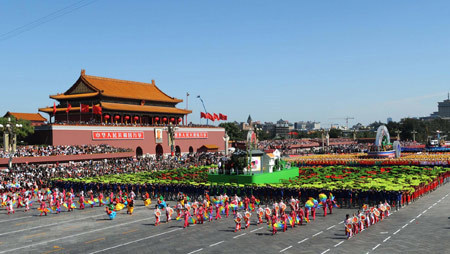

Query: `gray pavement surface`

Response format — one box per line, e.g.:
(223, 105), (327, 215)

(0, 183), (449, 254)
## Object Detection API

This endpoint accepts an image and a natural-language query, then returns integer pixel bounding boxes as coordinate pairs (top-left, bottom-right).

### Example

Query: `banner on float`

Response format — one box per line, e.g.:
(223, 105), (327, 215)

(174, 131), (208, 139)
(92, 131), (144, 140)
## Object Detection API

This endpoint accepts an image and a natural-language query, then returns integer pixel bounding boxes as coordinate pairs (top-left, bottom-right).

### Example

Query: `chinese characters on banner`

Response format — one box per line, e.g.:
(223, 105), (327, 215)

(174, 132), (208, 139)
(92, 131), (144, 140)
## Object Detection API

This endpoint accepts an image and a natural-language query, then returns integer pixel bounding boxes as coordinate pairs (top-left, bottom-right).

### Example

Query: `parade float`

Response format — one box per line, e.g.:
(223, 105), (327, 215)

(367, 125), (401, 158)
(425, 131), (450, 152)
(208, 130), (299, 184)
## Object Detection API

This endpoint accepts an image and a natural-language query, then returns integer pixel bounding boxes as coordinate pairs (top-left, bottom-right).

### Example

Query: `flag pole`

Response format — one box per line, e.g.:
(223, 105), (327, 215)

(66, 101), (69, 123)
(186, 92), (189, 125)
(197, 95), (208, 125)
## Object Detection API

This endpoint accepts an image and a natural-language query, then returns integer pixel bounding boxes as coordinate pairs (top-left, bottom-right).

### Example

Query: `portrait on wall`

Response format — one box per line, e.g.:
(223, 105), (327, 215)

(155, 128), (163, 144)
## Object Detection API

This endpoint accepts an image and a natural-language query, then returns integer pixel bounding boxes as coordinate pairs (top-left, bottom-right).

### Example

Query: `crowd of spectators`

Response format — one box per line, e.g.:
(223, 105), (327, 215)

(0, 144), (132, 158)
(258, 138), (368, 155)
(400, 141), (424, 148)
(0, 152), (221, 191)
(258, 139), (319, 153)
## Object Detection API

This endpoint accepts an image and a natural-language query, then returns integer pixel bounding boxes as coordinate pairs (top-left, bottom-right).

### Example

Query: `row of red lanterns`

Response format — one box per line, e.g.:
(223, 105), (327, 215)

(153, 117), (182, 123)
(103, 115), (182, 123)
(103, 115), (140, 121)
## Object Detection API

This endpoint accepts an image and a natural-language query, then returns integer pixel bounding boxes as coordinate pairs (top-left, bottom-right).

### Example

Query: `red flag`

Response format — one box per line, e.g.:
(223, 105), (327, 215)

(53, 102), (56, 115)
(206, 113), (214, 121)
(200, 112), (206, 119)
(213, 113), (219, 121)
(66, 103), (72, 113)
(223, 114), (228, 120)
(219, 113), (224, 120)
(93, 105), (102, 115)
(80, 104), (90, 113)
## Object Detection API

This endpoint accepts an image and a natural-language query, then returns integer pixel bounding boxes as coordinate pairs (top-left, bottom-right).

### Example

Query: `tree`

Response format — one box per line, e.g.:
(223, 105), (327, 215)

(218, 122), (246, 141)
(230, 150), (247, 174)
(328, 128), (342, 138)
(0, 117), (34, 146)
(256, 129), (273, 140)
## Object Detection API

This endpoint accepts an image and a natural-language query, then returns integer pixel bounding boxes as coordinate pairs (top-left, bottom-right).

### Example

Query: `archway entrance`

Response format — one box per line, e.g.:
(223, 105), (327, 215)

(175, 146), (181, 156)
(189, 146), (194, 154)
(156, 144), (163, 160)
(136, 146), (143, 158)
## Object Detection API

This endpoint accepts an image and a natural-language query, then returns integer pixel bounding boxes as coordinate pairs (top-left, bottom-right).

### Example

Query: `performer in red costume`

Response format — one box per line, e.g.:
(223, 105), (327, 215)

(39, 201), (48, 216)
(183, 208), (190, 228)
(271, 213), (278, 235)
(235, 212), (242, 232)
(79, 195), (85, 210)
(281, 212), (288, 232)
(155, 207), (161, 226)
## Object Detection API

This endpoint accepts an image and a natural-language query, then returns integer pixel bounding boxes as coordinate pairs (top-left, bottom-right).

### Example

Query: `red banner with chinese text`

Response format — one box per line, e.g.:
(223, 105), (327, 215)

(92, 131), (144, 140)
(174, 132), (208, 139)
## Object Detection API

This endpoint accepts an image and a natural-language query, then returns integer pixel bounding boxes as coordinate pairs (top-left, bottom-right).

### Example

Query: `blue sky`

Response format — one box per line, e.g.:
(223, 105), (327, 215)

(0, 0), (449, 126)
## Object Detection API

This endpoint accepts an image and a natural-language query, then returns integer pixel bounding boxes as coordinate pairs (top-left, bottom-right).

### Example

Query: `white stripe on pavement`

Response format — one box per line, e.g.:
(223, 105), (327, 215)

(279, 246), (292, 253)
(334, 241), (344, 247)
(313, 231), (323, 237)
(187, 248), (203, 254)
(321, 249), (330, 254)
(0, 217), (156, 254)
(326, 225), (336, 230)
(393, 229), (401, 235)
(383, 236), (391, 242)
(0, 213), (105, 237)
(209, 241), (224, 247)
(250, 227), (263, 232)
(298, 238), (309, 244)
(0, 216), (33, 224)
(372, 244), (381, 250)
(233, 233), (246, 239)
(89, 228), (182, 254)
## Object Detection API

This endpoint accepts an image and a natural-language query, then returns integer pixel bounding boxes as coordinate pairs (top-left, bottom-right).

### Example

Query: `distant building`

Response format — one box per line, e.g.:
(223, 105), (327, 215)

(247, 115), (252, 125)
(3, 112), (47, 126)
(275, 119), (290, 138)
(352, 123), (365, 130)
(387, 117), (393, 123)
(294, 121), (320, 131)
(306, 121), (321, 130)
(294, 121), (306, 130)
(422, 93), (450, 120)
(240, 114), (256, 131)
(262, 122), (275, 134)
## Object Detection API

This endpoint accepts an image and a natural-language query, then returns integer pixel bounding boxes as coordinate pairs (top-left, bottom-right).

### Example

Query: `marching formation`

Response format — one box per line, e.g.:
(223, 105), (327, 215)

(0, 182), (443, 242)
(344, 201), (392, 239)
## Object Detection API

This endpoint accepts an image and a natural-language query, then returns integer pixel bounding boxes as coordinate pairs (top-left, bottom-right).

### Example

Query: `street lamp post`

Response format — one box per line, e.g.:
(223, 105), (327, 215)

(321, 130), (324, 152)
(0, 117), (23, 169)
(164, 123), (178, 157)
(223, 132), (230, 156)
(411, 130), (418, 142)
(395, 130), (401, 141)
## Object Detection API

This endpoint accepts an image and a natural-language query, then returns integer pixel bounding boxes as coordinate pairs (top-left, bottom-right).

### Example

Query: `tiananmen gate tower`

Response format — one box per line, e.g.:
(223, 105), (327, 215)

(35, 70), (225, 157)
